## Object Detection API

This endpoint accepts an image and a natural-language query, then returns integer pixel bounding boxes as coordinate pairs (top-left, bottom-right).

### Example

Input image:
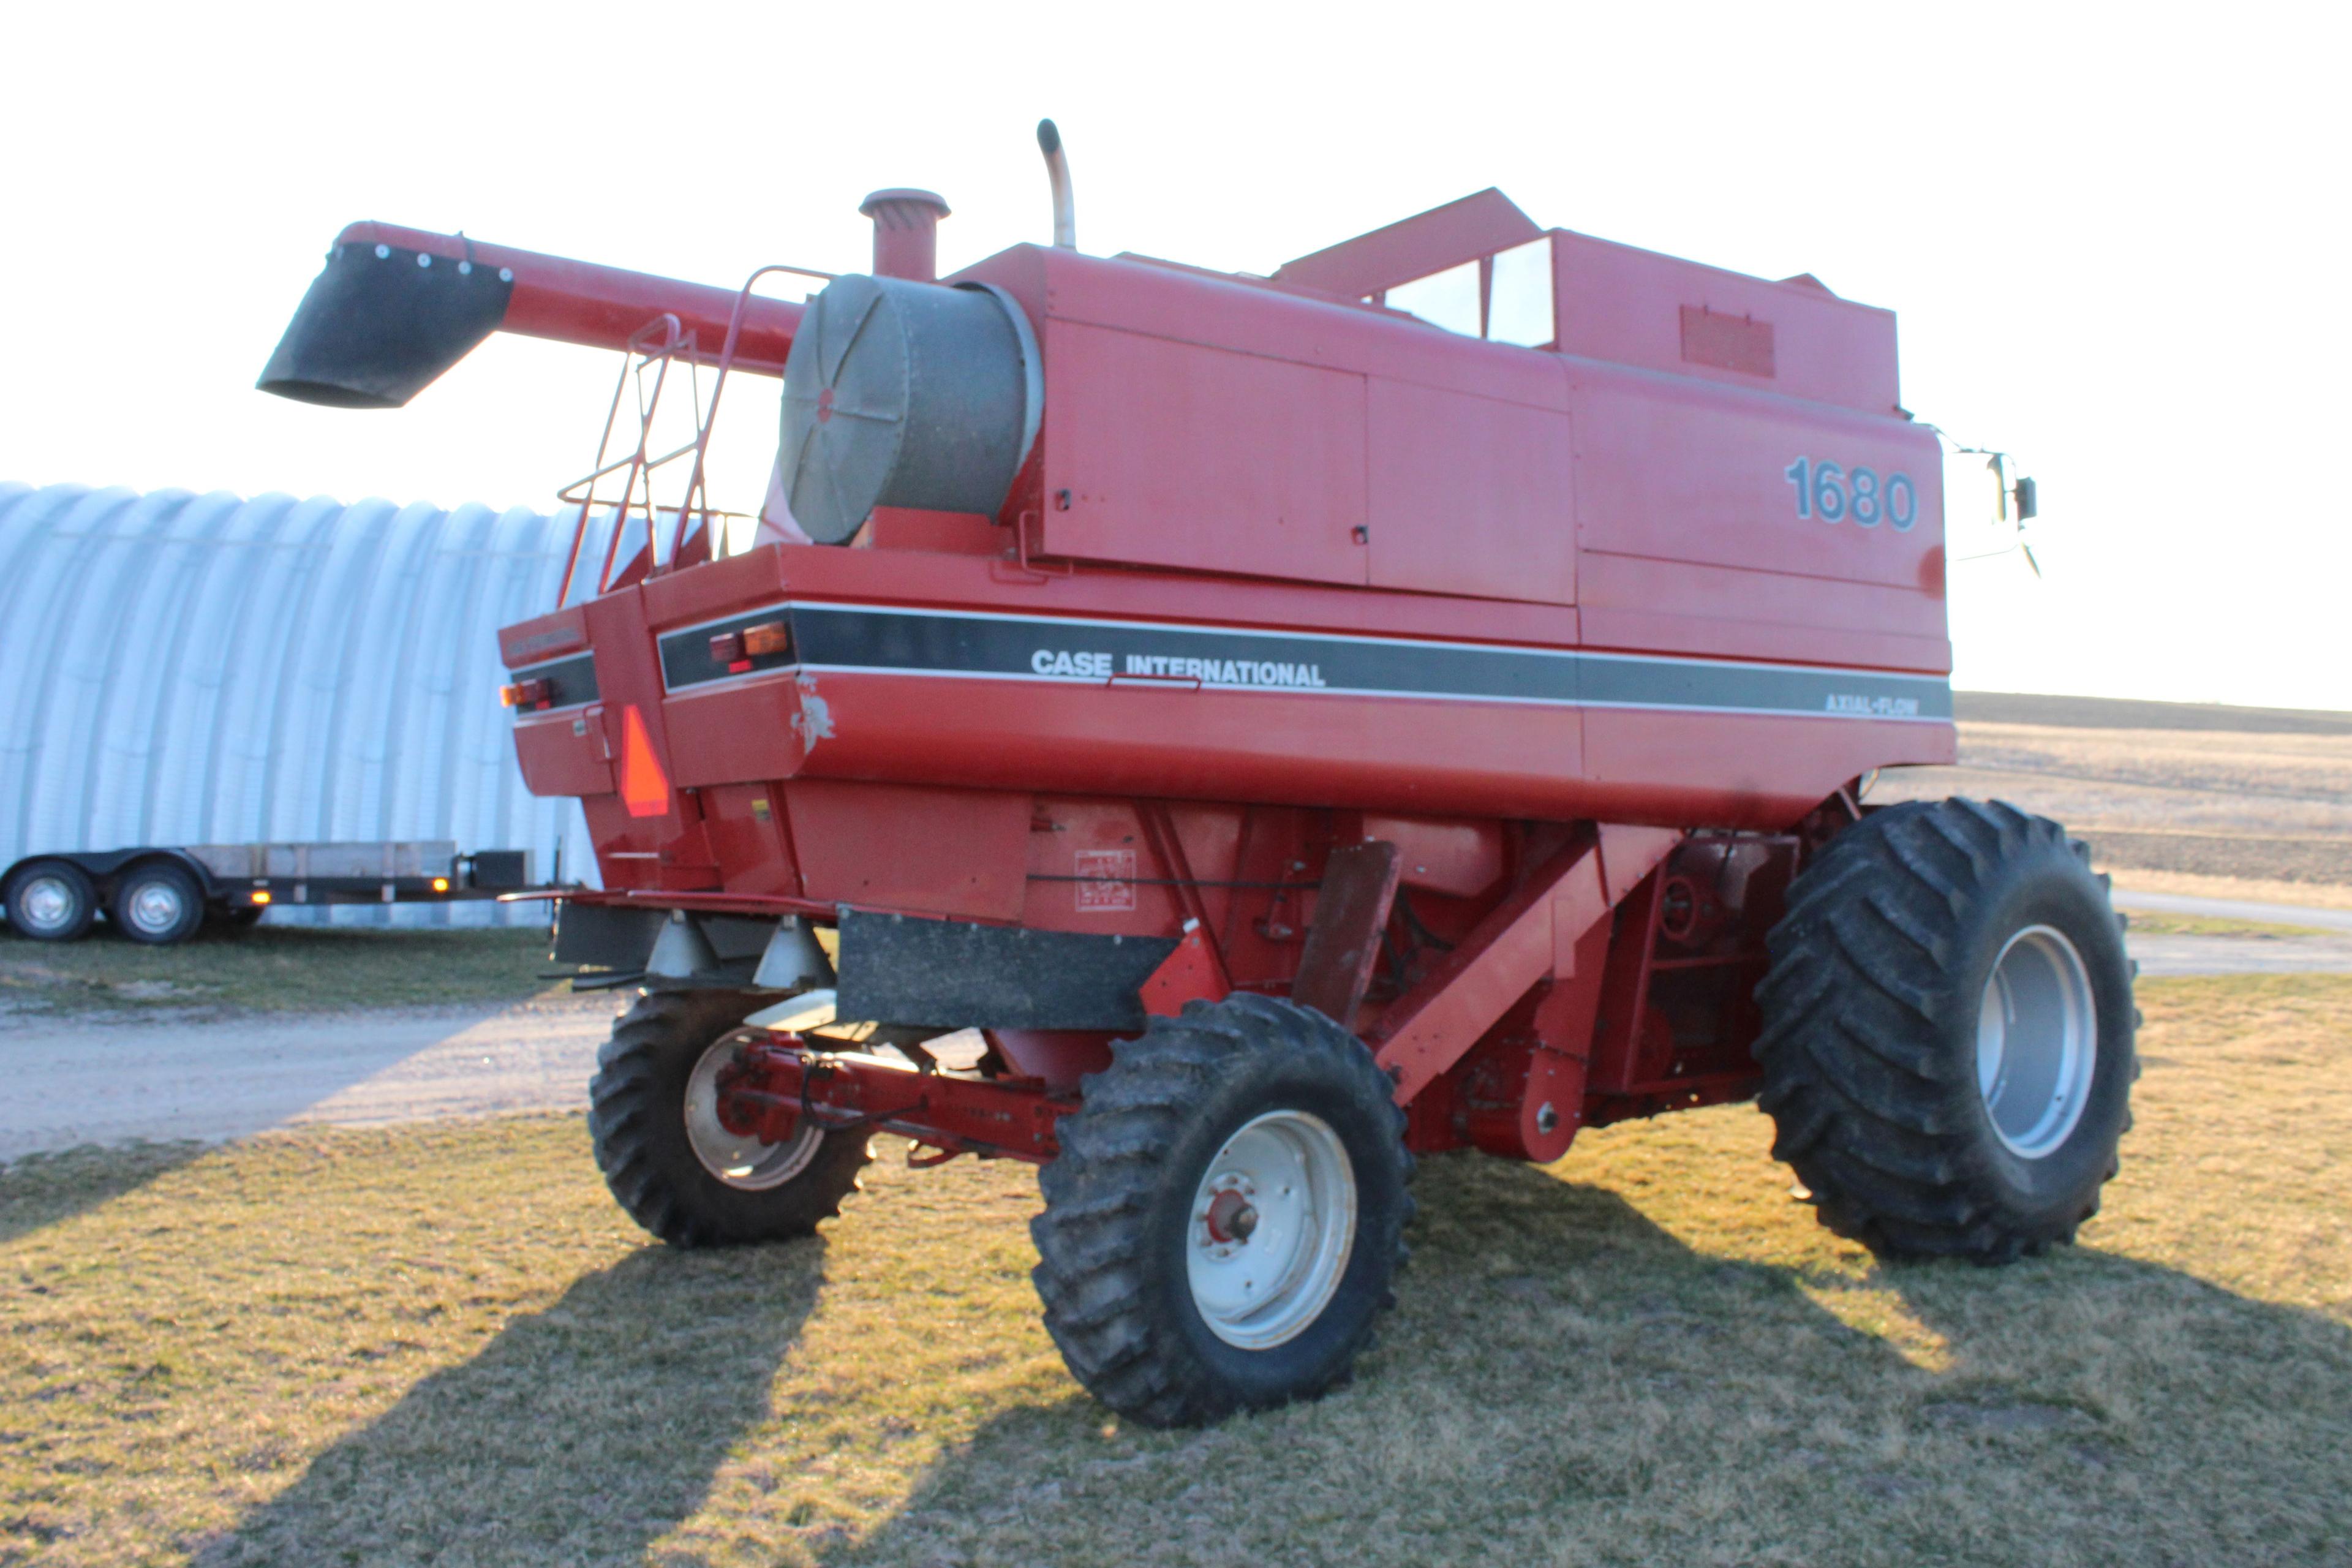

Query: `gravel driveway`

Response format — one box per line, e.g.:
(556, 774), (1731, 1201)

(0, 992), (617, 1161)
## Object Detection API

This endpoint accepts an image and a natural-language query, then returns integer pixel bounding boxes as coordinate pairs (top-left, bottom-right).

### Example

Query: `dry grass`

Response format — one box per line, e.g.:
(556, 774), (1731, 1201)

(0, 924), (559, 1020)
(4, 976), (2349, 1567)
(2118, 911), (2331, 938)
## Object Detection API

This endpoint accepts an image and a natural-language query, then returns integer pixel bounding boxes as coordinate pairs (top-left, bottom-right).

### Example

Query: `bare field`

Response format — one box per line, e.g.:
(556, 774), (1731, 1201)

(4, 975), (2348, 1567)
(1951, 692), (2352, 737)
(1876, 706), (2352, 889)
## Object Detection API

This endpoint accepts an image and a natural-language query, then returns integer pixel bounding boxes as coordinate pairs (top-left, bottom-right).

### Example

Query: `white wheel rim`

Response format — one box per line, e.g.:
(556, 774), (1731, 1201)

(683, 1035), (823, 1190)
(1185, 1109), (1357, 1351)
(1976, 924), (2099, 1159)
(126, 880), (186, 935)
(19, 875), (77, 932)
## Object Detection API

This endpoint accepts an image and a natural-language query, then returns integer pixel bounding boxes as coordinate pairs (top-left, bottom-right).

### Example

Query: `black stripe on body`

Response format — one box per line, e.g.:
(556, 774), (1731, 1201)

(510, 652), (600, 710)
(655, 601), (1951, 722)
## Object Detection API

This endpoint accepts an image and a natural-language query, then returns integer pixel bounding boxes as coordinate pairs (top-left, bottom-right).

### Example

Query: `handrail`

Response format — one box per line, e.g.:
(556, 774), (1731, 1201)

(556, 313), (687, 605)
(551, 264), (833, 608)
(674, 263), (833, 573)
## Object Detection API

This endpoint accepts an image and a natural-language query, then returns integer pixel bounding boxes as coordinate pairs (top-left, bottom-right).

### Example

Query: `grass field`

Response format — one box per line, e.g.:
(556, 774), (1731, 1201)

(0, 922), (557, 1020)
(4, 974), (2348, 1567)
(2117, 910), (2330, 939)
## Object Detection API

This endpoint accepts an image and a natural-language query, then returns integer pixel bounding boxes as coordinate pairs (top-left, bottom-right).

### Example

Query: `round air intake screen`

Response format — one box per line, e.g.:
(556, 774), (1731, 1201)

(777, 275), (1041, 544)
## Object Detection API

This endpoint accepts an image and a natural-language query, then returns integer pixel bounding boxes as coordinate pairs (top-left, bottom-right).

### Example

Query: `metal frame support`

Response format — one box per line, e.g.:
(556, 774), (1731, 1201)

(1368, 824), (1681, 1104)
(1291, 840), (1402, 1030)
(723, 1038), (1079, 1163)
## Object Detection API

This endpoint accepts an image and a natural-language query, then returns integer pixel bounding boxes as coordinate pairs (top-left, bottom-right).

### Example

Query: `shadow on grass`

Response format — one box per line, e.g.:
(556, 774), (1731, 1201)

(194, 1240), (828, 1568)
(835, 1153), (2352, 1568)
(0, 1139), (209, 1245)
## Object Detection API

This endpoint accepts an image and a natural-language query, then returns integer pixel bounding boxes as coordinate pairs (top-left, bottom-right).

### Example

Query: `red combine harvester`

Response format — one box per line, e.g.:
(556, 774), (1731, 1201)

(262, 124), (2131, 1426)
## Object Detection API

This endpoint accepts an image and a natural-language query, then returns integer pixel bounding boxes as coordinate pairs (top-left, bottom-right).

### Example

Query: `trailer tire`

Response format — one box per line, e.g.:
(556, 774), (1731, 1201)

(589, 989), (872, 1248)
(4, 861), (99, 942)
(111, 860), (206, 945)
(1753, 798), (2136, 1263)
(1032, 993), (1414, 1428)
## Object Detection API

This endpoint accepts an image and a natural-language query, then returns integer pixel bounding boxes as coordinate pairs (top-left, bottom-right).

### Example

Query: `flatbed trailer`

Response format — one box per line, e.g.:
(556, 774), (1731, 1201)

(0, 841), (540, 944)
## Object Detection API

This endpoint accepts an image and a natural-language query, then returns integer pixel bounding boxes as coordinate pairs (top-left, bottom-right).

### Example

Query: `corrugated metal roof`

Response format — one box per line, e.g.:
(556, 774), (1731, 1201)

(0, 481), (615, 925)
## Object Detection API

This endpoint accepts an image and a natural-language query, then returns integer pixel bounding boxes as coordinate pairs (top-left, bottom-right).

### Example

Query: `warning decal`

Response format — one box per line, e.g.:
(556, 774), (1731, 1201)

(1073, 849), (1137, 913)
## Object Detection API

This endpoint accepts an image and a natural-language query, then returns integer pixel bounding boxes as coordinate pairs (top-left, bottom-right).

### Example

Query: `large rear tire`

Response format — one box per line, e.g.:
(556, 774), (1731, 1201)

(1032, 993), (1414, 1427)
(589, 989), (872, 1247)
(1754, 798), (2136, 1262)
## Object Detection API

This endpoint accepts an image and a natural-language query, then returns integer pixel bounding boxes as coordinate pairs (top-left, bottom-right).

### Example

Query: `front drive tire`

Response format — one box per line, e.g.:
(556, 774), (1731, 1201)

(1032, 993), (1414, 1428)
(1754, 798), (2136, 1262)
(589, 989), (872, 1247)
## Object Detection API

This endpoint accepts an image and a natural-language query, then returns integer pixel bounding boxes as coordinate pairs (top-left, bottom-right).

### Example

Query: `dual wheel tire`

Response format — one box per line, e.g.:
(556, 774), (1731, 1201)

(2, 859), (205, 944)
(1754, 798), (2138, 1262)
(588, 986), (1414, 1428)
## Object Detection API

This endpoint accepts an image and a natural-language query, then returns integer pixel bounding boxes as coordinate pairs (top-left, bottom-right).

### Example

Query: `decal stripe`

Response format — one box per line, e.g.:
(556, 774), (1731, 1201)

(656, 601), (1951, 722)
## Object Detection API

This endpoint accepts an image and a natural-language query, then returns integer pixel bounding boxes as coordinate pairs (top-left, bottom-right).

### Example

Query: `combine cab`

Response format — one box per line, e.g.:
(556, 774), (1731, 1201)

(262, 125), (2134, 1426)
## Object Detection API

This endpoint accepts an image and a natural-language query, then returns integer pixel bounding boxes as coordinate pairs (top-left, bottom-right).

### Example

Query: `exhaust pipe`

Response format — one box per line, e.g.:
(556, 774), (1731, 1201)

(1036, 119), (1076, 251)
(258, 222), (807, 409)
(859, 188), (951, 282)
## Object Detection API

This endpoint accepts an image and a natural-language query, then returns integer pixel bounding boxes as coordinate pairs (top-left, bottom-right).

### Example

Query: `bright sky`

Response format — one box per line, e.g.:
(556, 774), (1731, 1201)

(6, 3), (2343, 709)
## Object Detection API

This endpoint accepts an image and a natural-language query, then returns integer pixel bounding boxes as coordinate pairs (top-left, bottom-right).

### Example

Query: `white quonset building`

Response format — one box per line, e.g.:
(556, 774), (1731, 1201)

(0, 481), (605, 925)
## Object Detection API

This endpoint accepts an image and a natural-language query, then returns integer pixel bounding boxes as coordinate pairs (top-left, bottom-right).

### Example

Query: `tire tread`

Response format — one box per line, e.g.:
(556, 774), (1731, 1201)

(1754, 798), (2134, 1262)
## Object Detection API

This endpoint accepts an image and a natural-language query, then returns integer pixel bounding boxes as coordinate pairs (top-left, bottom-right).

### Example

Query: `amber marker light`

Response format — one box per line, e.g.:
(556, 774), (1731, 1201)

(250, 890), (272, 906)
(431, 877), (450, 892)
(742, 620), (791, 657)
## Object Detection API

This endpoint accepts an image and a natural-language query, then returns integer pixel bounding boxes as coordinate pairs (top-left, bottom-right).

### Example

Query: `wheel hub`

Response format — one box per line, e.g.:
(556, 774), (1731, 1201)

(1185, 1110), (1358, 1351)
(20, 876), (72, 930)
(1976, 924), (2099, 1160)
(127, 882), (184, 934)
(684, 1035), (823, 1190)
(1203, 1185), (1259, 1245)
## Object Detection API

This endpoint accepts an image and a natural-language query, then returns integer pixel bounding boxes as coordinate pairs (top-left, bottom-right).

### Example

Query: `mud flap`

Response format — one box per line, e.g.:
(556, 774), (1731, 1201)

(835, 908), (1177, 1030)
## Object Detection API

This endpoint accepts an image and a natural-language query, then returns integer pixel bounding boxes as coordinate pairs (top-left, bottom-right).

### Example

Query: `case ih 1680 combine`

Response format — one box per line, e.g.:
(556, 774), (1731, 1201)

(262, 124), (2131, 1426)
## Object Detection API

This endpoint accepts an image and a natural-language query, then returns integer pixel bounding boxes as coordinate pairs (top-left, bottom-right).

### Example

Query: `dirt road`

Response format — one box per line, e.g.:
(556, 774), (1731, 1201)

(2110, 889), (2352, 976)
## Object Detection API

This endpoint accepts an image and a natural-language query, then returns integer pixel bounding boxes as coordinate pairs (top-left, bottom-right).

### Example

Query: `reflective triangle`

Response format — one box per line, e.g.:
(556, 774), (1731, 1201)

(619, 704), (671, 818)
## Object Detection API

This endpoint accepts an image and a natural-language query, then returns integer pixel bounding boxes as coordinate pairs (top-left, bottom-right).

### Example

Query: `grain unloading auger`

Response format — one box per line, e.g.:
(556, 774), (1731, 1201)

(263, 123), (2136, 1427)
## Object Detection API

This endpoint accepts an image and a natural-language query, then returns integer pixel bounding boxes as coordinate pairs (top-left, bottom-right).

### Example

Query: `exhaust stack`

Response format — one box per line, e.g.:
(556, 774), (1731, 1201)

(1037, 119), (1076, 250)
(860, 189), (951, 282)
